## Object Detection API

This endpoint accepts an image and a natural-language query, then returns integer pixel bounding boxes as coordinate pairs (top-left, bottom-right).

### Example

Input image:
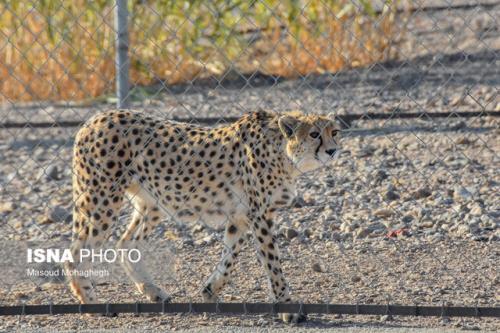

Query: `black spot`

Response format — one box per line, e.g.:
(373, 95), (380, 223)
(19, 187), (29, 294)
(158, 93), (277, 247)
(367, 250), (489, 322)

(228, 225), (237, 234)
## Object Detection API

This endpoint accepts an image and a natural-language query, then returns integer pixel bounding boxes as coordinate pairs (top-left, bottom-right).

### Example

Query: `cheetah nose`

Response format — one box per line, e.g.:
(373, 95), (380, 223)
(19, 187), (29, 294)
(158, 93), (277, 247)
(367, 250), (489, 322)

(325, 149), (336, 156)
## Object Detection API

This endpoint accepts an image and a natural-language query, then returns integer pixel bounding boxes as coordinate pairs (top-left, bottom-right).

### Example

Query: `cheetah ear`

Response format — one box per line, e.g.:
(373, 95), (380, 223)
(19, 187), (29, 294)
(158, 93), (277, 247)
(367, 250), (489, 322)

(278, 116), (300, 139)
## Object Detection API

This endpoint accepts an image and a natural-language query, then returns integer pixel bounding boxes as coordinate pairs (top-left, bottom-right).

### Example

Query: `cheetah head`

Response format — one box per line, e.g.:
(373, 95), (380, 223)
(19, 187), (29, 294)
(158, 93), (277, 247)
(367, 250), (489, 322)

(277, 111), (341, 174)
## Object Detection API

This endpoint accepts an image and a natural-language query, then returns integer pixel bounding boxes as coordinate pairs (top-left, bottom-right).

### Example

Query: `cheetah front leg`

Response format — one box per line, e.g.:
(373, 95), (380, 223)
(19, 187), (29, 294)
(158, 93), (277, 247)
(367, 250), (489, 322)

(202, 219), (248, 302)
(250, 213), (306, 323)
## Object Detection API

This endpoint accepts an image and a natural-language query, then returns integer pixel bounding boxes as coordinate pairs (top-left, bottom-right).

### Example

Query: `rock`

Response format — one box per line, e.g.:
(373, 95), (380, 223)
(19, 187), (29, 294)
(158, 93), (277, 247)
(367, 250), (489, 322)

(374, 169), (389, 183)
(256, 318), (269, 326)
(284, 228), (299, 240)
(419, 221), (434, 229)
(303, 228), (313, 238)
(40, 165), (60, 181)
(401, 214), (414, 223)
(323, 176), (336, 187)
(14, 292), (29, 300)
(351, 275), (361, 283)
(192, 225), (204, 233)
(302, 193), (316, 206)
(461, 324), (480, 331)
(413, 186), (432, 199)
(357, 145), (376, 157)
(374, 208), (393, 218)
(0, 202), (16, 214)
(457, 224), (470, 236)
(380, 314), (393, 322)
(355, 227), (370, 239)
(454, 187), (474, 201)
(44, 206), (71, 224)
(456, 137), (472, 145)
(331, 232), (343, 241)
(470, 204), (483, 216)
(291, 196), (307, 208)
(195, 235), (216, 246)
(312, 262), (326, 273)
(384, 190), (400, 201)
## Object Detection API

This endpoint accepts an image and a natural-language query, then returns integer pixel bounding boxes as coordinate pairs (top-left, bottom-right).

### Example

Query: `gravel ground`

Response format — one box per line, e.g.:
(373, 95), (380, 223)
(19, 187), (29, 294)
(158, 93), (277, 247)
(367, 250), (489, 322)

(0, 116), (498, 331)
(0, 2), (499, 332)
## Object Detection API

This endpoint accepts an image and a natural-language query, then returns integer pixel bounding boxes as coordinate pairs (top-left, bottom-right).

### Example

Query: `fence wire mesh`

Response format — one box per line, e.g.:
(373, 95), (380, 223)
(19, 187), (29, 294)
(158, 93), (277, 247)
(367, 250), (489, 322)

(0, 0), (498, 331)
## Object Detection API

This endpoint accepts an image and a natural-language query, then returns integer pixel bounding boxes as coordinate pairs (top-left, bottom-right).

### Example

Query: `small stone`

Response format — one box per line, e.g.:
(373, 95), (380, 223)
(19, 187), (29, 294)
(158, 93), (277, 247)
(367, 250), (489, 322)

(457, 224), (470, 236)
(192, 225), (204, 233)
(303, 228), (313, 237)
(194, 235), (216, 246)
(331, 232), (343, 241)
(15, 292), (29, 300)
(413, 186), (432, 199)
(256, 318), (269, 326)
(374, 169), (389, 183)
(44, 206), (71, 224)
(461, 324), (480, 331)
(40, 282), (59, 290)
(401, 215), (414, 223)
(374, 208), (393, 218)
(449, 95), (463, 106)
(0, 202), (16, 214)
(456, 137), (472, 145)
(291, 196), (307, 208)
(355, 227), (371, 239)
(420, 221), (434, 228)
(380, 314), (393, 322)
(312, 262), (326, 273)
(384, 190), (400, 201)
(302, 193), (316, 206)
(454, 187), (474, 201)
(41, 165), (60, 181)
(285, 228), (299, 240)
(357, 145), (376, 157)
(351, 276), (361, 283)
(470, 204), (483, 216)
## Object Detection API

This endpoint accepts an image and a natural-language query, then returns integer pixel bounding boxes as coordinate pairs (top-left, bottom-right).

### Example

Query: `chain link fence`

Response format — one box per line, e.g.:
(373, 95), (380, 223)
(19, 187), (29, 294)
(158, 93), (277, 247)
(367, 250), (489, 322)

(0, 0), (499, 331)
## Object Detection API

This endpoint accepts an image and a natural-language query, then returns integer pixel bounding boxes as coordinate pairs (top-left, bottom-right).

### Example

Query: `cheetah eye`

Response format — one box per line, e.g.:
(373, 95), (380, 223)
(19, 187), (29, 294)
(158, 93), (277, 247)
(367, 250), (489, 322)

(309, 132), (320, 139)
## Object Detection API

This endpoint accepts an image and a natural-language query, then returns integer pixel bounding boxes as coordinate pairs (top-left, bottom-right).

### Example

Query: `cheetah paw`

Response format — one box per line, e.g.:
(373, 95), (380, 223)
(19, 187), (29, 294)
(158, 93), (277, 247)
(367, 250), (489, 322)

(139, 283), (171, 303)
(201, 286), (218, 302)
(281, 312), (307, 323)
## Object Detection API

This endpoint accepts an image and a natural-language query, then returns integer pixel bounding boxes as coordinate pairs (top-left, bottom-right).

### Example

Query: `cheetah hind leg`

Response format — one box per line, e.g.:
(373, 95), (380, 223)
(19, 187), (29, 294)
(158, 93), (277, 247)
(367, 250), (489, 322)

(117, 198), (171, 303)
(65, 205), (110, 304)
(201, 219), (248, 302)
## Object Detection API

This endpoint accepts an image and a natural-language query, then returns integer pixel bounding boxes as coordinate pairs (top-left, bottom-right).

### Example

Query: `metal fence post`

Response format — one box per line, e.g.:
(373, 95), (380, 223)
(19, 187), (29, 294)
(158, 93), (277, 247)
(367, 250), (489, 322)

(115, 0), (130, 109)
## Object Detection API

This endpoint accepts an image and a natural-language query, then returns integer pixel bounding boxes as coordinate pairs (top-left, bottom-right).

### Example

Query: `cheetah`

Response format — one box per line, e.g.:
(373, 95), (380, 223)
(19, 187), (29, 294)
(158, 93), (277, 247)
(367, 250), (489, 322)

(65, 109), (341, 322)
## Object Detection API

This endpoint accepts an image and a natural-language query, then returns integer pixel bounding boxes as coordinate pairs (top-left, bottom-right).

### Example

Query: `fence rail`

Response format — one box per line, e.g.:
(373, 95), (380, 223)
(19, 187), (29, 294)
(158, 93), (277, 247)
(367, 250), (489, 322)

(2, 110), (498, 129)
(1, 302), (499, 318)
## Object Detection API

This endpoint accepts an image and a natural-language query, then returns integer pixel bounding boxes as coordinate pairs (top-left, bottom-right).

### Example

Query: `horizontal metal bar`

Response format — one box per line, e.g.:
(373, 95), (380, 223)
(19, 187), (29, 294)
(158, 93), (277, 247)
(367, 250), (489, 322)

(0, 111), (497, 129)
(0, 302), (498, 317)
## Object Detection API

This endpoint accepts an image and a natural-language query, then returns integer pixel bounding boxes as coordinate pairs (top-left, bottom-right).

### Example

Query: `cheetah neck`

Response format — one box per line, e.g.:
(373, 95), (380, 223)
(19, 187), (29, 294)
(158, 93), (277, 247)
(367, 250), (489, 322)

(234, 111), (298, 182)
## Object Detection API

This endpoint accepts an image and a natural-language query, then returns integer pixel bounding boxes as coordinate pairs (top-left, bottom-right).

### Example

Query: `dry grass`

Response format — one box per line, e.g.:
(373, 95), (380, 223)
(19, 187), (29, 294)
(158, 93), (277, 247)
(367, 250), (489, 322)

(0, 1), (400, 103)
